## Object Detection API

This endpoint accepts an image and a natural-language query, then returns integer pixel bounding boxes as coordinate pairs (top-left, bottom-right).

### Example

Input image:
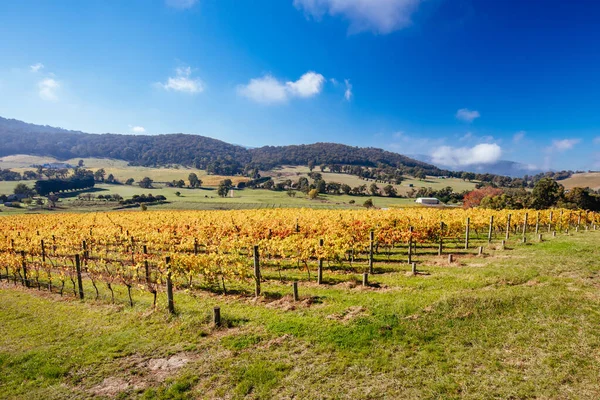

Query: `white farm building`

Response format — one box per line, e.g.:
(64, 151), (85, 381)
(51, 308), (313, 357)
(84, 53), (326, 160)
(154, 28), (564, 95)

(415, 197), (440, 205)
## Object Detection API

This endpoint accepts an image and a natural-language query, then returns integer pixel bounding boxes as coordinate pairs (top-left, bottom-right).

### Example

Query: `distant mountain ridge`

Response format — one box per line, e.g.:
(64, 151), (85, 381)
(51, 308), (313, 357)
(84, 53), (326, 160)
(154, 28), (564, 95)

(409, 154), (544, 178)
(0, 116), (447, 176)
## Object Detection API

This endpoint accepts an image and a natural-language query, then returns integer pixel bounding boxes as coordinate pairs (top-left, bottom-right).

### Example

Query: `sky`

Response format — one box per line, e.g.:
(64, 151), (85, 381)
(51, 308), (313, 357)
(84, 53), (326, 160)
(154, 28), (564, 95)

(1, 0), (600, 171)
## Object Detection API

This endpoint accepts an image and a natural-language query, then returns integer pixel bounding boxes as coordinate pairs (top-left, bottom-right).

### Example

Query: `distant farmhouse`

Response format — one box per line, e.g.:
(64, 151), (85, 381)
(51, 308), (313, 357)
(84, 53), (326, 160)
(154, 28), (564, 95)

(415, 197), (440, 205)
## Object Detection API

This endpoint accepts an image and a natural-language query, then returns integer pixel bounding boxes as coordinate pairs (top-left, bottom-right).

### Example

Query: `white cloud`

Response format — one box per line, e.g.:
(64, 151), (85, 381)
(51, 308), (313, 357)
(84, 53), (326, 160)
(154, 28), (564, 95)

(237, 75), (289, 104)
(38, 78), (59, 101)
(548, 139), (580, 152)
(237, 71), (325, 104)
(431, 143), (502, 167)
(455, 108), (480, 123)
(286, 71), (325, 97)
(330, 78), (338, 85)
(344, 79), (353, 101)
(30, 63), (44, 73)
(157, 67), (204, 93)
(459, 132), (473, 142)
(294, 0), (421, 34)
(129, 126), (146, 134)
(166, 0), (198, 9)
(513, 130), (525, 143)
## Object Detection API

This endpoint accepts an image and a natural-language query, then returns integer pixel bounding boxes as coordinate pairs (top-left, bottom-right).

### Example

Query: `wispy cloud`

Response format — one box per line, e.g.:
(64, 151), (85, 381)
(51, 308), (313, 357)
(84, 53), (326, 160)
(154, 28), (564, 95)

(513, 130), (525, 143)
(548, 138), (580, 152)
(344, 79), (353, 101)
(294, 0), (422, 34)
(431, 143), (502, 167)
(38, 78), (59, 101)
(388, 131), (446, 155)
(157, 67), (204, 94)
(237, 71), (325, 104)
(455, 108), (480, 123)
(30, 63), (44, 73)
(593, 137), (600, 145)
(165, 0), (198, 9)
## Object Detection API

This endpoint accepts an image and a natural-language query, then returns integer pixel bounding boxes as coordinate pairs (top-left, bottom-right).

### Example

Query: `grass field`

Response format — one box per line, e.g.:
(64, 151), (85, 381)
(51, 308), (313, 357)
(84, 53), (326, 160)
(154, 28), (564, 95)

(0, 155), (247, 186)
(561, 172), (600, 191)
(267, 166), (477, 196)
(0, 181), (422, 214)
(1, 229), (600, 399)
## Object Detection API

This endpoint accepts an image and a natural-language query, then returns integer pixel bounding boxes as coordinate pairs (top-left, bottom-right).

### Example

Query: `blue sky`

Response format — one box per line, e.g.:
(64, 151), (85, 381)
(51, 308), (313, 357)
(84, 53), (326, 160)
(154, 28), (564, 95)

(1, 0), (599, 171)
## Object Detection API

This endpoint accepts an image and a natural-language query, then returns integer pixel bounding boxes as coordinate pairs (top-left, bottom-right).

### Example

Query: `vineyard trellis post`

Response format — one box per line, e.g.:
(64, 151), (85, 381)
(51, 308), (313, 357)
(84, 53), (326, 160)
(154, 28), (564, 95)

(317, 238), (324, 284)
(166, 256), (175, 314)
(75, 254), (84, 300)
(465, 218), (470, 250)
(253, 245), (261, 297)
(41, 240), (46, 263)
(488, 216), (494, 243)
(213, 307), (221, 326)
(505, 214), (511, 240)
(523, 213), (528, 241)
(408, 227), (413, 264)
(535, 213), (540, 234)
(549, 211), (553, 232)
(20, 250), (28, 288)
(293, 281), (299, 301)
(369, 231), (374, 274)
(438, 222), (444, 256)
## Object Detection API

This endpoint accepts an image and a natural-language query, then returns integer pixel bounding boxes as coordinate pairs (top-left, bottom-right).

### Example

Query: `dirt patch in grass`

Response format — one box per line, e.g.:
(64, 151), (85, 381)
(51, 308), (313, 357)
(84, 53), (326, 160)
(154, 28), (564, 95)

(263, 294), (317, 311)
(326, 306), (368, 323)
(88, 352), (200, 397)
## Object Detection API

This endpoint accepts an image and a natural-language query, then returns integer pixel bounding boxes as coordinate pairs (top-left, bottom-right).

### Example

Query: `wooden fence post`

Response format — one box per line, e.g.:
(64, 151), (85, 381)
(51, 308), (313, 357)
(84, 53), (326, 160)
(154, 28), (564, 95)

(411, 262), (417, 275)
(362, 273), (369, 287)
(213, 306), (221, 326)
(292, 282), (299, 301)
(166, 256), (175, 314)
(75, 254), (84, 299)
(548, 211), (553, 232)
(369, 231), (374, 273)
(535, 213), (540, 234)
(317, 238), (324, 285)
(408, 227), (413, 264)
(41, 240), (46, 263)
(465, 217), (470, 249)
(438, 222), (444, 255)
(253, 245), (261, 297)
(488, 216), (494, 243)
(523, 213), (528, 241)
(21, 250), (28, 287)
(506, 214), (511, 240)
(448, 254), (454, 264)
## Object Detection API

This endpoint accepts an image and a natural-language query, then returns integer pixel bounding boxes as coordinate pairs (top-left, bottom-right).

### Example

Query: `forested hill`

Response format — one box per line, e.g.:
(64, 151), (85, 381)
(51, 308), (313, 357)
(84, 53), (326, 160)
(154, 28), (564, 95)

(0, 117), (251, 175)
(0, 116), (442, 175)
(248, 143), (438, 171)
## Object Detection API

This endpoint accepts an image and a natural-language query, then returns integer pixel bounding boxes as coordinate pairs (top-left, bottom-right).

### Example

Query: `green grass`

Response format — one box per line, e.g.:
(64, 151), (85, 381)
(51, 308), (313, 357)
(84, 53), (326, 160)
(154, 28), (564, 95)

(1, 182), (421, 215)
(268, 165), (477, 196)
(2, 230), (600, 398)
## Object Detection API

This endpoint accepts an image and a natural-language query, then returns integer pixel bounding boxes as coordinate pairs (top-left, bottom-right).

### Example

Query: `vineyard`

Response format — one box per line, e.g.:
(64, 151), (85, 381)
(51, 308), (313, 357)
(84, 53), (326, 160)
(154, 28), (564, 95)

(0, 208), (596, 312)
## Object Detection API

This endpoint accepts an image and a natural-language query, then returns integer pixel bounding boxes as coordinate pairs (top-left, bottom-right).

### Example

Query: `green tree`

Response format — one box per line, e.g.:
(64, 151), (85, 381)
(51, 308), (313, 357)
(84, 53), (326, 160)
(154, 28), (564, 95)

(369, 183), (379, 196)
(218, 179), (233, 197)
(383, 185), (397, 197)
(188, 173), (201, 188)
(532, 178), (562, 209)
(139, 177), (154, 189)
(125, 178), (135, 185)
(363, 198), (374, 208)
(93, 168), (106, 182)
(13, 183), (35, 197)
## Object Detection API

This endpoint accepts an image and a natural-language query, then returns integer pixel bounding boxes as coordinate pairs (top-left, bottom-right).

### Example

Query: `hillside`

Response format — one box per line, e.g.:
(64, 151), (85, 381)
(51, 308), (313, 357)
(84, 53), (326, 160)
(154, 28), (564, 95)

(0, 116), (444, 177)
(0, 117), (250, 175)
(560, 172), (600, 191)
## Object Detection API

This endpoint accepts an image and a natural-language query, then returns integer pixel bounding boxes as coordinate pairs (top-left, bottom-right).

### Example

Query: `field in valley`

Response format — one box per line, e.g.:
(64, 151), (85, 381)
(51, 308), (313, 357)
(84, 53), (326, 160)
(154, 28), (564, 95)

(0, 208), (599, 399)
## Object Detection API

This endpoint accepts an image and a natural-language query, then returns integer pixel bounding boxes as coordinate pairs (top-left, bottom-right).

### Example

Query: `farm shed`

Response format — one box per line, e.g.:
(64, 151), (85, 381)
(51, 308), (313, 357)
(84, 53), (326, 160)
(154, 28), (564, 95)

(415, 197), (440, 205)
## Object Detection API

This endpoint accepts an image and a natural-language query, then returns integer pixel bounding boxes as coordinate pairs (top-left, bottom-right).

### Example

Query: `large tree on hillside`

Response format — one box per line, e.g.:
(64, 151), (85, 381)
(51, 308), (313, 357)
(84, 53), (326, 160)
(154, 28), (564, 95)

(531, 178), (563, 209)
